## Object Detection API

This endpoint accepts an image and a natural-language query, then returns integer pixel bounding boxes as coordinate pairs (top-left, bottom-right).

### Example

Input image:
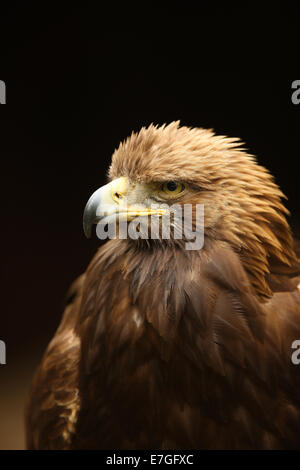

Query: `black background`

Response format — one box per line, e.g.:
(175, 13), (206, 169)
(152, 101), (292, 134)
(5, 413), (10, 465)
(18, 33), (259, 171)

(0, 4), (299, 449)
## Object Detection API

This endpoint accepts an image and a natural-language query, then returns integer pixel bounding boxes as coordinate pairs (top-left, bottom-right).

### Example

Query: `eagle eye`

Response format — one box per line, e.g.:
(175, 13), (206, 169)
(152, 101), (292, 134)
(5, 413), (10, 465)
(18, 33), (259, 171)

(161, 181), (186, 197)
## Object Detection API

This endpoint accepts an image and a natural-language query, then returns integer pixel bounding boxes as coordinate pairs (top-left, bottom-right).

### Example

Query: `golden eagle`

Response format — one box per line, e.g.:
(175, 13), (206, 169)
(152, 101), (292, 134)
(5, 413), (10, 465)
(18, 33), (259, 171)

(26, 122), (300, 449)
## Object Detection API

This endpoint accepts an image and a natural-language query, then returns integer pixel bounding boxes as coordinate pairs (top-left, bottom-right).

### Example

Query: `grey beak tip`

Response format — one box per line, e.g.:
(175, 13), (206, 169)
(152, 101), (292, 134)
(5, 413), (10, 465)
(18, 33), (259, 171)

(83, 187), (103, 239)
(83, 208), (93, 239)
(83, 225), (92, 239)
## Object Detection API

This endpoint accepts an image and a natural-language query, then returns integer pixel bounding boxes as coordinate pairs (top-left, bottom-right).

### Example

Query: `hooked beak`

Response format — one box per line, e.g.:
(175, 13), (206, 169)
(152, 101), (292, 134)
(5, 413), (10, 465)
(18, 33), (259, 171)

(83, 177), (166, 238)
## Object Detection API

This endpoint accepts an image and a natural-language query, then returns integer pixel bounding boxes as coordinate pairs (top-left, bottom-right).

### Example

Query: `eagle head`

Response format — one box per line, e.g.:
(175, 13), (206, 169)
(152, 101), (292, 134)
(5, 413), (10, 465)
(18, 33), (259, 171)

(83, 121), (296, 299)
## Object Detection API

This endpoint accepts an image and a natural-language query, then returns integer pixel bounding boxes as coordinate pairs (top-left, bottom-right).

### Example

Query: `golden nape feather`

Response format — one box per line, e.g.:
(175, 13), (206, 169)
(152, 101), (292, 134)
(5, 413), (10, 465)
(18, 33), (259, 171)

(26, 122), (300, 450)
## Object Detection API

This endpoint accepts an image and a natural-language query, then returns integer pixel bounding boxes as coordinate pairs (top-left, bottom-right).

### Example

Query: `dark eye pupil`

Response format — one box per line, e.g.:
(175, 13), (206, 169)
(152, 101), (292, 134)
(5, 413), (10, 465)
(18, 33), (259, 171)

(166, 181), (178, 191)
